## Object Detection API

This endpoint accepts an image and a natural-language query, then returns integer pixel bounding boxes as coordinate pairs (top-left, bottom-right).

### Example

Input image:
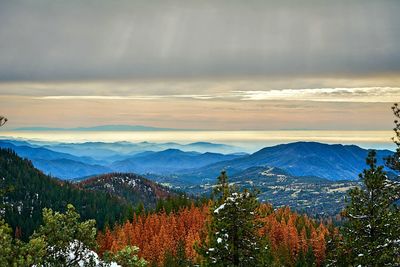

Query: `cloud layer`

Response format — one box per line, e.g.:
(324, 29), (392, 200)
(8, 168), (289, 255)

(0, 1), (398, 131)
(1, 79), (398, 103)
(0, 0), (399, 81)
(33, 87), (399, 103)
(233, 87), (400, 102)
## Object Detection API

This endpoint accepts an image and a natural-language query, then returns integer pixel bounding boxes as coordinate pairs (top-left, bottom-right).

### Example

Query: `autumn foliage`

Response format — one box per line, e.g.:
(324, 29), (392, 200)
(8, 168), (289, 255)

(259, 204), (332, 266)
(97, 203), (335, 266)
(97, 204), (209, 265)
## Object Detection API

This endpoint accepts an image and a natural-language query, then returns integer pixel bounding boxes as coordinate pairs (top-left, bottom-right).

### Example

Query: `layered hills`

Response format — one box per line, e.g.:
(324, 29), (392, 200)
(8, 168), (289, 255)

(0, 140), (393, 181)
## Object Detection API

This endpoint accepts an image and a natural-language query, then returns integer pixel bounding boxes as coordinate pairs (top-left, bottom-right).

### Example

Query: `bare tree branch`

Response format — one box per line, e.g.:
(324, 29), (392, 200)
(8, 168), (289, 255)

(0, 116), (7, 126)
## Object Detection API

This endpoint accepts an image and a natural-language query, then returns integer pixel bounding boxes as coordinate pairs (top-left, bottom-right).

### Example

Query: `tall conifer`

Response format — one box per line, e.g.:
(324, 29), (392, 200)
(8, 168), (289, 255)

(342, 150), (400, 266)
(199, 171), (265, 266)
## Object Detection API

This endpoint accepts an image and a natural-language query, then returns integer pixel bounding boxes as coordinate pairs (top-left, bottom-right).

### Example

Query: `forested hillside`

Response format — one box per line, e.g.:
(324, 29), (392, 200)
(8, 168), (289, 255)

(78, 173), (176, 208)
(0, 148), (134, 239)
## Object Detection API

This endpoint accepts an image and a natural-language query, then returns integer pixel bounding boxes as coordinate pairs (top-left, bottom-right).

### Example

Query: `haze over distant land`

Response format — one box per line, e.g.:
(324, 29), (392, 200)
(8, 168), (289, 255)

(0, 1), (399, 131)
(0, 130), (395, 152)
(13, 125), (185, 131)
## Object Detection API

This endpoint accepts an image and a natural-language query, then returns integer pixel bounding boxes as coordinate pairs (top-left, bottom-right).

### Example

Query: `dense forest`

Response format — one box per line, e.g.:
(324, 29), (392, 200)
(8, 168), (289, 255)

(97, 202), (333, 266)
(0, 148), (134, 239)
(78, 172), (177, 209)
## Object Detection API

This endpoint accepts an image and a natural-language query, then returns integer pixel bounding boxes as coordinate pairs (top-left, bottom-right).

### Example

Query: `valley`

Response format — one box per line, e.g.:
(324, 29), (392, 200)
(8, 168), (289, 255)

(0, 138), (393, 217)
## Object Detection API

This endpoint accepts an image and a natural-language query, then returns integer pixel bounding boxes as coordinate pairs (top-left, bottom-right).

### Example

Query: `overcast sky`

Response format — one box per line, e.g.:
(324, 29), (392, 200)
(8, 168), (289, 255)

(0, 0), (399, 130)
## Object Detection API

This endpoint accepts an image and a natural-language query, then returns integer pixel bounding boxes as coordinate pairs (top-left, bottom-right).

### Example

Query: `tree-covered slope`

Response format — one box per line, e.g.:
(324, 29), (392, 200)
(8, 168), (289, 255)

(176, 166), (360, 216)
(0, 148), (134, 239)
(78, 173), (176, 208)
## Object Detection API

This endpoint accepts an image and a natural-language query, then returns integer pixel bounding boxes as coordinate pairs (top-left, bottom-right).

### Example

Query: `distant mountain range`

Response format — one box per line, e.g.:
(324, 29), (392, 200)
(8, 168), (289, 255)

(177, 141), (394, 182)
(40, 141), (240, 158)
(13, 124), (187, 131)
(1, 140), (396, 217)
(0, 139), (394, 182)
(111, 149), (244, 174)
(0, 140), (244, 178)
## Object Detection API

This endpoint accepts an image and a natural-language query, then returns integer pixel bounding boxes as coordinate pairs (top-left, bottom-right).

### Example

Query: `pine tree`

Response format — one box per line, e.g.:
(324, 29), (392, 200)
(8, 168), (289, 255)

(199, 171), (265, 266)
(175, 239), (190, 266)
(31, 204), (99, 266)
(0, 218), (46, 266)
(342, 150), (400, 266)
(104, 245), (147, 267)
(386, 103), (400, 172)
(212, 170), (230, 201)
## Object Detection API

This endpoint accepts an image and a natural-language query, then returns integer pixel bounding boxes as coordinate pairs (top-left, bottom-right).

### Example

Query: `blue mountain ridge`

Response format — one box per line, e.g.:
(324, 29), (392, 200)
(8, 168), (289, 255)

(0, 140), (394, 181)
(111, 149), (244, 174)
(177, 142), (393, 181)
(0, 140), (245, 179)
(0, 141), (110, 179)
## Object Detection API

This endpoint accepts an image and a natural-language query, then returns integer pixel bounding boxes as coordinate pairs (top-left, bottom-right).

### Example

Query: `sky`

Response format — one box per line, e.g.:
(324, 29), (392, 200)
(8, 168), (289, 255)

(0, 0), (399, 130)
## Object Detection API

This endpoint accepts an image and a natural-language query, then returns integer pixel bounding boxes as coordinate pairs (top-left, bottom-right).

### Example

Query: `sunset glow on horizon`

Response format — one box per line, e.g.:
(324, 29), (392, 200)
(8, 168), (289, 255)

(0, 1), (399, 132)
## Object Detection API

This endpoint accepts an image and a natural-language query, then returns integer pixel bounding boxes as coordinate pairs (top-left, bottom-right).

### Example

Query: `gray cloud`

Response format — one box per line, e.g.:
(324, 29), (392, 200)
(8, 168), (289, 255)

(0, 0), (399, 81)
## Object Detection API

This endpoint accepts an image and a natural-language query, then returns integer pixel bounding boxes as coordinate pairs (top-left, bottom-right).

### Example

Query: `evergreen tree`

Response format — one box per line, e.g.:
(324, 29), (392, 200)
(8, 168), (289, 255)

(31, 204), (99, 266)
(104, 246), (147, 267)
(162, 242), (191, 267)
(304, 246), (316, 267)
(386, 103), (400, 172)
(212, 170), (230, 201)
(0, 148), (132, 240)
(341, 150), (400, 266)
(162, 240), (191, 267)
(0, 204), (108, 267)
(0, 218), (46, 267)
(199, 171), (265, 266)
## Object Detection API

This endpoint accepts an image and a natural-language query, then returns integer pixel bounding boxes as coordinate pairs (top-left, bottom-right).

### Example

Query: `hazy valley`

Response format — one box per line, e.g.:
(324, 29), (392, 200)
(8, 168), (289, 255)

(0, 138), (394, 217)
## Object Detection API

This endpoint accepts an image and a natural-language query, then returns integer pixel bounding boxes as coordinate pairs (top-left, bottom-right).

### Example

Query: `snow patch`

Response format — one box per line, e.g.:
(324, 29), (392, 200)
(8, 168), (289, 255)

(214, 204), (225, 214)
